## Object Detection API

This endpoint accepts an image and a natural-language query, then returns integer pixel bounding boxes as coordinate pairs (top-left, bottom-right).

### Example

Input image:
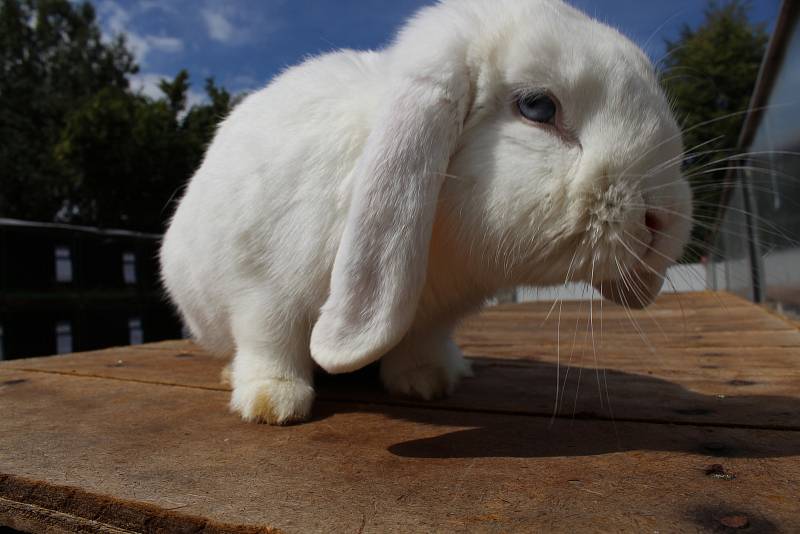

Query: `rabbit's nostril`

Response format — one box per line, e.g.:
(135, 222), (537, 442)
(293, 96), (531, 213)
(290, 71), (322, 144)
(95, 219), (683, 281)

(644, 211), (666, 250)
(645, 211), (663, 234)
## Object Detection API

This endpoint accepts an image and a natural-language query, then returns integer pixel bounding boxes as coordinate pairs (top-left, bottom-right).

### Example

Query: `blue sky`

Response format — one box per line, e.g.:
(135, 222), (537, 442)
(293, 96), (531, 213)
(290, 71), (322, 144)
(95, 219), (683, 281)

(95, 1), (782, 106)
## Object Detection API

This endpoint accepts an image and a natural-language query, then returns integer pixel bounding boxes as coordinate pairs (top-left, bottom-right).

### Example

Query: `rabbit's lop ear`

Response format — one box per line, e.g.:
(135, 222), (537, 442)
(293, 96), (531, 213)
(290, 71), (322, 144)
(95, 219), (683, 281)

(310, 71), (470, 374)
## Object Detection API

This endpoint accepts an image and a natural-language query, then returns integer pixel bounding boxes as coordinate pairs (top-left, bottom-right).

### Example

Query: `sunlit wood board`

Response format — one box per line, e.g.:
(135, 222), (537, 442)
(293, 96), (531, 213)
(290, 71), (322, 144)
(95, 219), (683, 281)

(1, 291), (799, 532)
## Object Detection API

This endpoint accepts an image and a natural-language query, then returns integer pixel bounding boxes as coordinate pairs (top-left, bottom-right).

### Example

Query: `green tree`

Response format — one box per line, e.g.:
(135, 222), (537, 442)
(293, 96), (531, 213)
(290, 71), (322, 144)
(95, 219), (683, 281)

(660, 0), (769, 261)
(184, 79), (231, 140)
(1, 0), (235, 232)
(55, 71), (234, 232)
(159, 69), (190, 117)
(0, 0), (136, 221)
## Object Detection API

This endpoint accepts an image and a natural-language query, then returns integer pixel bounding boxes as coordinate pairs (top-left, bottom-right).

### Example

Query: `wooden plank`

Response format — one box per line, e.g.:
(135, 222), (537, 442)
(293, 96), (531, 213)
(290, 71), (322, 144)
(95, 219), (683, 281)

(2, 291), (800, 532)
(489, 291), (752, 310)
(457, 331), (800, 350)
(0, 489), (276, 534)
(3, 291), (800, 429)
(5, 345), (228, 391)
(458, 294), (800, 350)
(1, 369), (799, 533)
(461, 308), (796, 333)
(5, 343), (800, 429)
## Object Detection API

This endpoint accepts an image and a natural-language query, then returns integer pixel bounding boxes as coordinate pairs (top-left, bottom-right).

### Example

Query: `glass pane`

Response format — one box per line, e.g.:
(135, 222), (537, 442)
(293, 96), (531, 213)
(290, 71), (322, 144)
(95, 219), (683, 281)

(712, 16), (800, 317)
(743, 17), (800, 317)
(54, 246), (73, 283)
(129, 317), (143, 345)
(712, 181), (756, 301)
(122, 252), (137, 285)
(55, 321), (73, 354)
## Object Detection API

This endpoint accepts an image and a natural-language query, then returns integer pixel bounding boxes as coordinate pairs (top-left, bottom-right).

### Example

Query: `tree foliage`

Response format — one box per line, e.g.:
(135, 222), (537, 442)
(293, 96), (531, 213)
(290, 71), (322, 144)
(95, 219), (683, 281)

(660, 0), (769, 260)
(0, 0), (233, 232)
(0, 0), (135, 222)
(55, 69), (232, 231)
(0, 0), (771, 242)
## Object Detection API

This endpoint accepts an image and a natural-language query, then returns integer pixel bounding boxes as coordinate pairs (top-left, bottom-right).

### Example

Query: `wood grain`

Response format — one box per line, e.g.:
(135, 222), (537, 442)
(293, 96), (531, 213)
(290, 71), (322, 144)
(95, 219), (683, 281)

(1, 291), (799, 532)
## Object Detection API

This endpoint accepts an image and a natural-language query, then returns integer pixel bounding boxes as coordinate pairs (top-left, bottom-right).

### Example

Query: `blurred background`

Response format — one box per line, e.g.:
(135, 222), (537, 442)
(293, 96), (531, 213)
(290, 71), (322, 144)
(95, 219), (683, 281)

(1, 0), (797, 360)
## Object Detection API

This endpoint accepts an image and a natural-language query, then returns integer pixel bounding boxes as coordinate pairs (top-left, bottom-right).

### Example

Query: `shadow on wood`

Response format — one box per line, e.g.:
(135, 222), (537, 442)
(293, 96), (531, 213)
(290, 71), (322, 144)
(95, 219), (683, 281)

(314, 361), (800, 459)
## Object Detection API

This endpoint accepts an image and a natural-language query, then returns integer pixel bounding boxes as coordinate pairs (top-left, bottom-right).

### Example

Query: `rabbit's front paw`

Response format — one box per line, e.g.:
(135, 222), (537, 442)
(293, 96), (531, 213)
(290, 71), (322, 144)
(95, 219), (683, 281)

(230, 378), (315, 425)
(381, 347), (473, 400)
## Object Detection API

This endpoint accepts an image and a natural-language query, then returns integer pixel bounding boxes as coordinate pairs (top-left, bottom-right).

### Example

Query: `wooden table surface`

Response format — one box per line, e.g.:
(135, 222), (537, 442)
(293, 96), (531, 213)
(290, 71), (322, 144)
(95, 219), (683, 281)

(1, 291), (799, 533)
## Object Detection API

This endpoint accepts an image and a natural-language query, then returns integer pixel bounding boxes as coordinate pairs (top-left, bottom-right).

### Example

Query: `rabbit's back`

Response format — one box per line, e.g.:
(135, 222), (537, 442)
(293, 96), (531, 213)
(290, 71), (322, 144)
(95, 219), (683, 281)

(161, 49), (385, 354)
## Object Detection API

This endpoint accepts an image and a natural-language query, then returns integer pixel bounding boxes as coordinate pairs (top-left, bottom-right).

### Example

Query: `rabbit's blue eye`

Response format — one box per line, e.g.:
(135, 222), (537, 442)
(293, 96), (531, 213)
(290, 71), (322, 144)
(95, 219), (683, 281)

(518, 94), (557, 124)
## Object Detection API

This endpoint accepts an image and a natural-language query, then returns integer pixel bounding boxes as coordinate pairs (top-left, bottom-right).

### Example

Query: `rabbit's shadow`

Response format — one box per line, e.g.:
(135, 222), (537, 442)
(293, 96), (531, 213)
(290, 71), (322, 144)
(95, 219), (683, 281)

(312, 358), (800, 459)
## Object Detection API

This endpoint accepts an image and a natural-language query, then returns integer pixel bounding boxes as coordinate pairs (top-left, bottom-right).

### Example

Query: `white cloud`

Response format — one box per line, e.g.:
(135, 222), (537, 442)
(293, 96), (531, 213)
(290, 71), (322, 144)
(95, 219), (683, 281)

(131, 73), (208, 111)
(200, 4), (283, 46)
(229, 74), (261, 93)
(201, 8), (235, 44)
(148, 35), (184, 54)
(186, 87), (207, 110)
(97, 0), (183, 65)
(99, 0), (129, 32)
(138, 1), (178, 15)
(130, 73), (165, 100)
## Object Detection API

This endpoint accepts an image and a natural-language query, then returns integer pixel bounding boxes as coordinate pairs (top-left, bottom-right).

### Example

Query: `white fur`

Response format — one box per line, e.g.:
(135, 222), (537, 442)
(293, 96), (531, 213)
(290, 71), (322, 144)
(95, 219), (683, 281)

(161, 0), (692, 424)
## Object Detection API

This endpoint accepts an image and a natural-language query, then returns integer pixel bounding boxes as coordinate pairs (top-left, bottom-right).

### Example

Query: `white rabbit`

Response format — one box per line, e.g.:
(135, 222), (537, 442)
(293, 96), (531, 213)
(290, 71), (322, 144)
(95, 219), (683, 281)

(160, 0), (692, 424)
